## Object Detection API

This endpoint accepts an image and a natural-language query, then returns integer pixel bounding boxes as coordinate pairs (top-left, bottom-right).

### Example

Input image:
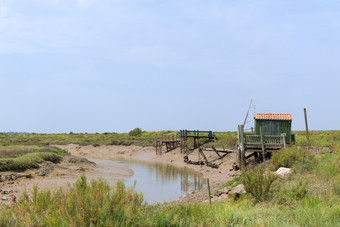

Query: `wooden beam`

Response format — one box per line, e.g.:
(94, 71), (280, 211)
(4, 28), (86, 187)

(260, 126), (265, 161)
(211, 146), (222, 158)
(304, 108), (309, 141)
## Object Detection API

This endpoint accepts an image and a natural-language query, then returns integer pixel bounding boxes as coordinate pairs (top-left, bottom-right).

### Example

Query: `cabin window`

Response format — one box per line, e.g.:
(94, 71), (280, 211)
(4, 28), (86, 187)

(262, 121), (279, 135)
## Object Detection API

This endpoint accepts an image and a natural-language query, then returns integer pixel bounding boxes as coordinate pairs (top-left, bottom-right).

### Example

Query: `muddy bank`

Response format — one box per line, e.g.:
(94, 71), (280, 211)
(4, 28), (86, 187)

(56, 144), (241, 203)
(0, 156), (133, 207)
(0, 144), (240, 206)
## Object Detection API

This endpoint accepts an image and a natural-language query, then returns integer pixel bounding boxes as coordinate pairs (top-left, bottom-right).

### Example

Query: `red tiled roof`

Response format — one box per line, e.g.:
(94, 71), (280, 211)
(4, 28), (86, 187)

(254, 113), (292, 121)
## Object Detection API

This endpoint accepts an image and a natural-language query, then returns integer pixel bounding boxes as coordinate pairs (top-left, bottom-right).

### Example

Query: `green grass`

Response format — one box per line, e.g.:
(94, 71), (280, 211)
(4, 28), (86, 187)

(1, 130), (338, 150)
(294, 130), (340, 147)
(220, 176), (241, 190)
(0, 145), (69, 171)
(0, 175), (339, 226)
(0, 145), (68, 158)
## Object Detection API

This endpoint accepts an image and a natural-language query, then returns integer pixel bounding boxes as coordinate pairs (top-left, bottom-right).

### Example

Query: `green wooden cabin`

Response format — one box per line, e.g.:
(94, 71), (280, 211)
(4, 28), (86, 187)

(254, 113), (293, 144)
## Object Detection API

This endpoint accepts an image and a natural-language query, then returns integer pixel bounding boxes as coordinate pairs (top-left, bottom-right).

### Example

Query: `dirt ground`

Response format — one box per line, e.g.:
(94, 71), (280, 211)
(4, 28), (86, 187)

(0, 145), (240, 206)
(0, 155), (133, 207)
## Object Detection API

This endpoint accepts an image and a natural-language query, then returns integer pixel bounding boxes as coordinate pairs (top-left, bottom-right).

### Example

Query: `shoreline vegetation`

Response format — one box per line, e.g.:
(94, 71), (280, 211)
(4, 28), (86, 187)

(0, 130), (339, 226)
(1, 130), (338, 148)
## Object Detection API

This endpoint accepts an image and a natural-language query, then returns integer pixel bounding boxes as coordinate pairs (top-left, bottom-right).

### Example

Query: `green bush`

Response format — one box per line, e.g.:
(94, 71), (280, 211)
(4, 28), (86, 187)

(287, 181), (308, 200)
(270, 147), (311, 171)
(242, 167), (276, 202)
(1, 176), (144, 226)
(0, 145), (68, 158)
(0, 152), (60, 171)
(128, 128), (143, 137)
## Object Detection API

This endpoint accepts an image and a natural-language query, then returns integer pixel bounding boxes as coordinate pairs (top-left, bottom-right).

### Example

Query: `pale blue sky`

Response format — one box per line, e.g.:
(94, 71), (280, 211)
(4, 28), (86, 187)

(0, 0), (339, 133)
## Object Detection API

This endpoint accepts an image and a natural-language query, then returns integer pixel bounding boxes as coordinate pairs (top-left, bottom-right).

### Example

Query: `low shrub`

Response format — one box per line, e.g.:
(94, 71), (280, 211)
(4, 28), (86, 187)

(0, 152), (60, 171)
(242, 167), (276, 202)
(129, 128), (142, 137)
(0, 145), (68, 158)
(1, 176), (144, 226)
(270, 147), (312, 171)
(287, 181), (308, 200)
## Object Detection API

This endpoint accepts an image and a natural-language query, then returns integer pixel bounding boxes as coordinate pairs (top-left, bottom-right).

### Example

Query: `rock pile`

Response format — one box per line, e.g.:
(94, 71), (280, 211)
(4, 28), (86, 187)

(0, 173), (32, 182)
(204, 184), (246, 203)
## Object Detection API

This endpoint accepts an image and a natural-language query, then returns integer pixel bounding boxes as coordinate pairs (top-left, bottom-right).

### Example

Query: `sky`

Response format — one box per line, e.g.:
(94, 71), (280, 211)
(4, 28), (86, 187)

(0, 0), (339, 133)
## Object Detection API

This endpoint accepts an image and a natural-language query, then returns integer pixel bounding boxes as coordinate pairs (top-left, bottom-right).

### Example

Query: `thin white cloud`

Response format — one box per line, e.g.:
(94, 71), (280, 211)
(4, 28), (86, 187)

(0, 0), (11, 18)
(76, 0), (101, 8)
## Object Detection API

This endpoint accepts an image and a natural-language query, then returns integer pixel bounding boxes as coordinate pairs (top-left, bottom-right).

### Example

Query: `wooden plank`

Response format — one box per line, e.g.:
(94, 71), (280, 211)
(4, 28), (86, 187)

(198, 148), (209, 164)
(245, 152), (256, 159)
(212, 146), (222, 158)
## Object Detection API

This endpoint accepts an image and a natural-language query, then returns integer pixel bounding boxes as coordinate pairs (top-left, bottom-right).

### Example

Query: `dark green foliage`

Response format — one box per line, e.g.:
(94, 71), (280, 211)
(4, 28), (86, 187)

(0, 146), (68, 171)
(0, 145), (66, 158)
(242, 167), (276, 202)
(275, 181), (308, 204)
(0, 152), (60, 171)
(128, 128), (143, 137)
(269, 147), (310, 171)
(0, 176), (144, 226)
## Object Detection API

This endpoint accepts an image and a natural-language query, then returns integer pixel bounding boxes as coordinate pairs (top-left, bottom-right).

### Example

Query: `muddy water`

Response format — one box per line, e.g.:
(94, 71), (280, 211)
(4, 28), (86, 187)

(95, 158), (206, 204)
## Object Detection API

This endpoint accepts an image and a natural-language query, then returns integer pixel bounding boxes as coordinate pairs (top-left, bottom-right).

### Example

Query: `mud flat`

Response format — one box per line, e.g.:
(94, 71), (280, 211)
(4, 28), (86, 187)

(56, 144), (240, 203)
(0, 145), (239, 206)
(0, 156), (133, 207)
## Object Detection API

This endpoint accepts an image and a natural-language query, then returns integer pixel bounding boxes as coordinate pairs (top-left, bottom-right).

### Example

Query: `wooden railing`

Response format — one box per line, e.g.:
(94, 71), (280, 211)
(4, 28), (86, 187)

(244, 135), (284, 145)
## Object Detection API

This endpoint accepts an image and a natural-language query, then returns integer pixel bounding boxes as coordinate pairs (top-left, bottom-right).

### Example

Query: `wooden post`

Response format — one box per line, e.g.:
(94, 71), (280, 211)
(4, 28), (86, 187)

(156, 133), (158, 155)
(160, 133), (163, 155)
(238, 125), (246, 169)
(304, 108), (309, 141)
(237, 125), (241, 167)
(260, 126), (265, 162)
(282, 134), (287, 149)
(207, 178), (211, 206)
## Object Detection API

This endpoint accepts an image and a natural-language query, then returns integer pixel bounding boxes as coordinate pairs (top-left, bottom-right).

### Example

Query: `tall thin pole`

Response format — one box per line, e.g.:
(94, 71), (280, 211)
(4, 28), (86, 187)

(304, 108), (309, 141)
(207, 178), (211, 206)
(243, 100), (253, 126)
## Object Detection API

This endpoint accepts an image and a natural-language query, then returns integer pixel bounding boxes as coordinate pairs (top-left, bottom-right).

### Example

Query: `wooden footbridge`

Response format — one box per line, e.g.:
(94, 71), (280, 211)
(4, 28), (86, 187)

(179, 130), (217, 154)
(180, 130), (235, 168)
(155, 130), (236, 168)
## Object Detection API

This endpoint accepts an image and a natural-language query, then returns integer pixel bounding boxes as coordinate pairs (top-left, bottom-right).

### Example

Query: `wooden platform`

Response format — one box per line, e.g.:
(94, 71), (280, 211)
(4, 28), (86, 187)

(155, 134), (180, 155)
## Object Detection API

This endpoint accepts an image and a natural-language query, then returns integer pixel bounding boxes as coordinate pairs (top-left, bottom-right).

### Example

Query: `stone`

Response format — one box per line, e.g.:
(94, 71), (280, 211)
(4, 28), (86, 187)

(218, 194), (229, 202)
(230, 184), (246, 195)
(188, 190), (195, 195)
(8, 195), (16, 204)
(216, 187), (230, 196)
(62, 156), (96, 165)
(275, 167), (291, 177)
(1, 197), (8, 201)
(1, 173), (31, 181)
(35, 161), (56, 176)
